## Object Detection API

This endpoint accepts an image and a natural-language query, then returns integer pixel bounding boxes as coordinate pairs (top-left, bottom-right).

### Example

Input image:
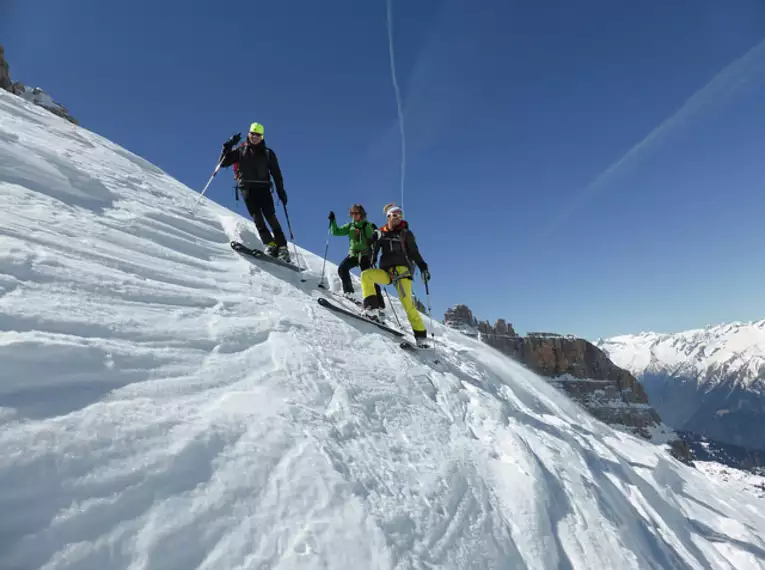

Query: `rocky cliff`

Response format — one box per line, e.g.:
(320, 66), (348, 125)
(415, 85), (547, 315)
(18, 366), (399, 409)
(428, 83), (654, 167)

(444, 305), (683, 455)
(0, 45), (12, 91)
(0, 44), (78, 125)
(444, 304), (481, 337)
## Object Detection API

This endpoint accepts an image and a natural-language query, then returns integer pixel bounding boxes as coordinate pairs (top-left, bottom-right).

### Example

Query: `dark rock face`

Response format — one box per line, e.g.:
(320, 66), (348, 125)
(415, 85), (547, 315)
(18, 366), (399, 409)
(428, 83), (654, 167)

(0, 45), (11, 90)
(678, 431), (765, 478)
(646, 377), (765, 453)
(478, 318), (517, 340)
(444, 304), (477, 329)
(444, 305), (480, 337)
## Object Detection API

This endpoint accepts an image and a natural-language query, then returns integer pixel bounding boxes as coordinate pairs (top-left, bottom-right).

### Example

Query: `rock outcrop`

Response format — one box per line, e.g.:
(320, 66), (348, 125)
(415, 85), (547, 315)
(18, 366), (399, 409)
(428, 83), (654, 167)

(444, 305), (480, 337)
(16, 85), (79, 125)
(0, 45), (11, 90)
(0, 44), (77, 125)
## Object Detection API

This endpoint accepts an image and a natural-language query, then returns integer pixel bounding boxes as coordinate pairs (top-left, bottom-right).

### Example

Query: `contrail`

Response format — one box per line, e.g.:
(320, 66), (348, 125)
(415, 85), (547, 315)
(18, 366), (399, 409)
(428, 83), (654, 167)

(543, 37), (765, 236)
(386, 0), (407, 213)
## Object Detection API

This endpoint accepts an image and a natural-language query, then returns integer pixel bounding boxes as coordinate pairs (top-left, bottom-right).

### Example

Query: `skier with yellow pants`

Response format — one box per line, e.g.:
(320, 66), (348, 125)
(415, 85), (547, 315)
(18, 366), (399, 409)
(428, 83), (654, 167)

(360, 203), (431, 347)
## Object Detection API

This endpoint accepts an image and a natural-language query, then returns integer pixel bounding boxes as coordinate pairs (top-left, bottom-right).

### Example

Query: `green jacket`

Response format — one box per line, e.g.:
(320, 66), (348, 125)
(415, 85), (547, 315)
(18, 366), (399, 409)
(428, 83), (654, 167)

(331, 218), (376, 255)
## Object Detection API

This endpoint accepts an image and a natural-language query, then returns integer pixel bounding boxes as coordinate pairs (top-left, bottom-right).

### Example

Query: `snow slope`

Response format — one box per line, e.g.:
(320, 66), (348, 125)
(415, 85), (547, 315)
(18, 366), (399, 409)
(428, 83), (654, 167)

(695, 461), (765, 500)
(2, 90), (765, 570)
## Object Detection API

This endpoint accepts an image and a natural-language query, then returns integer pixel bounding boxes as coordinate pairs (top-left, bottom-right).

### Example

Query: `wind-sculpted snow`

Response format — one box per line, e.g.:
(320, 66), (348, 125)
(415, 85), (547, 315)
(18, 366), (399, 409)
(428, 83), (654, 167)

(1, 89), (765, 569)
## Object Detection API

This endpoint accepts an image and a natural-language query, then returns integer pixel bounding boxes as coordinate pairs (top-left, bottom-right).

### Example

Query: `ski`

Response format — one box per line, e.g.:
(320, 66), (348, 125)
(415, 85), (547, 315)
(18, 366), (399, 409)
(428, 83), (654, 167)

(315, 284), (363, 307)
(325, 289), (363, 307)
(230, 241), (304, 273)
(400, 341), (440, 363)
(317, 297), (405, 337)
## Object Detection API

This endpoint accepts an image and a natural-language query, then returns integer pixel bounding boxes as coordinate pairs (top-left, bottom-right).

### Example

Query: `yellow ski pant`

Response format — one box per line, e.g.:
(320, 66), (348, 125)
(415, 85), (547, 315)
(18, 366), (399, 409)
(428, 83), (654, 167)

(360, 266), (426, 333)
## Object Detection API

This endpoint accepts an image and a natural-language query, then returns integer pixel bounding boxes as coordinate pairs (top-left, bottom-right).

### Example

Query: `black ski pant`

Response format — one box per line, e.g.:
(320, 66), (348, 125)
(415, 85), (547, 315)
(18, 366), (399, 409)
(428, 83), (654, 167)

(240, 185), (287, 247)
(338, 253), (384, 307)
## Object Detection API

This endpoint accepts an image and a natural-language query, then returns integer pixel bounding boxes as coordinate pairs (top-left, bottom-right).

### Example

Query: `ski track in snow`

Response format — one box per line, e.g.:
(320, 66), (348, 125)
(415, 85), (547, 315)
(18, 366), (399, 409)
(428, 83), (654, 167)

(1, 89), (765, 569)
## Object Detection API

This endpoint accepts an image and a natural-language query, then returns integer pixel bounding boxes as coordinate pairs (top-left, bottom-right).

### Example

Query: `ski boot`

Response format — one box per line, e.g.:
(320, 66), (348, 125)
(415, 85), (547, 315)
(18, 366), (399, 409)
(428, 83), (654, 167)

(361, 308), (382, 323)
(277, 247), (291, 263)
(265, 241), (278, 257)
(415, 330), (430, 349)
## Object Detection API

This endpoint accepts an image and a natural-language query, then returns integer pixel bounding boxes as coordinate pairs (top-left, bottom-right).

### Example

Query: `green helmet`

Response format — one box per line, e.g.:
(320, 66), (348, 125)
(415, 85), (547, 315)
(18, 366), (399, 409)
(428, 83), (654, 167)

(249, 122), (265, 136)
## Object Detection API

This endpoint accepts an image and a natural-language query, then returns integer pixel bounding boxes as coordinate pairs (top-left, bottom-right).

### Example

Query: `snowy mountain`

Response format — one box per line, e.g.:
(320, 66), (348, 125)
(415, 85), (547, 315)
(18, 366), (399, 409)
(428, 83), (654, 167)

(3, 90), (765, 569)
(597, 321), (765, 452)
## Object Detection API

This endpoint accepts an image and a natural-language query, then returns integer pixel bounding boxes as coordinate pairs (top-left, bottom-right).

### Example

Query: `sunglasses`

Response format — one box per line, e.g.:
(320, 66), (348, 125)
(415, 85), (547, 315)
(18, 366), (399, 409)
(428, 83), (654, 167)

(249, 132), (262, 137)
(386, 211), (402, 218)
(350, 211), (363, 216)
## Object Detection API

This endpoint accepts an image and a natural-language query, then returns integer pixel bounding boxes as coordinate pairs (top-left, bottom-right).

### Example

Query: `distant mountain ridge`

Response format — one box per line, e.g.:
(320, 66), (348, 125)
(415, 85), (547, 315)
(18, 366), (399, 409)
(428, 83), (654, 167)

(597, 319), (765, 452)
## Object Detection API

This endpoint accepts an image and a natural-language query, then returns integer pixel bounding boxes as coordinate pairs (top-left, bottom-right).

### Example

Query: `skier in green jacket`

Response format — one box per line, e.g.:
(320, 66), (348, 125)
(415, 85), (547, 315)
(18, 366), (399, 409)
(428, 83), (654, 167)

(329, 204), (384, 307)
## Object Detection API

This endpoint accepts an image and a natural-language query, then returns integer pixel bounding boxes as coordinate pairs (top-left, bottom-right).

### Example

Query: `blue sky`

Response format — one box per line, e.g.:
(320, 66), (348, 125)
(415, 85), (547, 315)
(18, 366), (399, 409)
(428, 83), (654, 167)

(3, 0), (765, 339)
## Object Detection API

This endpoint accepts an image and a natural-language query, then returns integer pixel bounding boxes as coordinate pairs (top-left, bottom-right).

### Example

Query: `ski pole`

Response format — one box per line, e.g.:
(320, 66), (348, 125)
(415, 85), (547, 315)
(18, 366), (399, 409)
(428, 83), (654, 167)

(281, 201), (304, 274)
(318, 223), (331, 289)
(384, 289), (403, 329)
(423, 275), (438, 359)
(191, 161), (222, 215)
(282, 202), (295, 240)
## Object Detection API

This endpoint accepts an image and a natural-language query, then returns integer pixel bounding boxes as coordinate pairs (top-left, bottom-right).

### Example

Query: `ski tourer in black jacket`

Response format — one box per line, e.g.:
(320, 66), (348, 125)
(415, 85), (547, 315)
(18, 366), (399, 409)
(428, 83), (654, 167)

(220, 139), (289, 249)
(220, 139), (287, 204)
(371, 220), (428, 276)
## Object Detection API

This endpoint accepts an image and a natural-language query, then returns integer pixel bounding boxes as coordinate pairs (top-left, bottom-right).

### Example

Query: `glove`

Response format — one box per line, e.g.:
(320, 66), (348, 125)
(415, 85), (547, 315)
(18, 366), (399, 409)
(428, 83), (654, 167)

(328, 211), (336, 222)
(222, 132), (241, 152)
(277, 188), (288, 205)
(371, 229), (382, 242)
(421, 267), (431, 282)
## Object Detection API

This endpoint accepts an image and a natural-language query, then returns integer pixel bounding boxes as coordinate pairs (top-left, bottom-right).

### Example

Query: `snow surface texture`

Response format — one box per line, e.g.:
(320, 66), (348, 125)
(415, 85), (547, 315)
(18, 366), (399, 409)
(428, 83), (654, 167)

(695, 462), (765, 500)
(2, 90), (765, 569)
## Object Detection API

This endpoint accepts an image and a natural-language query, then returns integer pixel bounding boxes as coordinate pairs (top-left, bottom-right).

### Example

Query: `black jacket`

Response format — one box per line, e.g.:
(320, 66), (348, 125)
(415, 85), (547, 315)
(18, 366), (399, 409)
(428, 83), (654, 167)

(372, 221), (427, 274)
(221, 140), (285, 197)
